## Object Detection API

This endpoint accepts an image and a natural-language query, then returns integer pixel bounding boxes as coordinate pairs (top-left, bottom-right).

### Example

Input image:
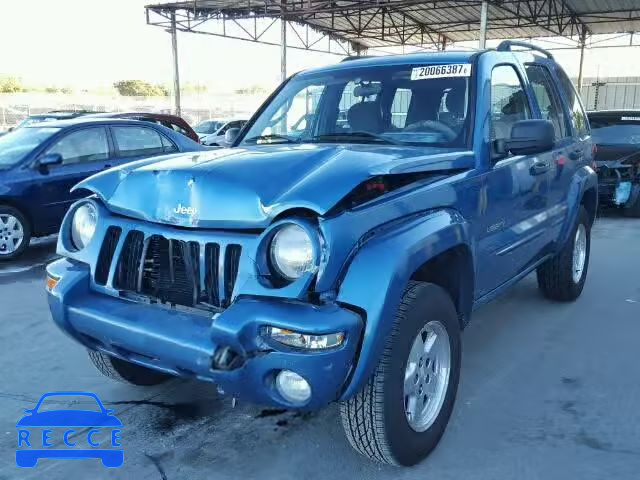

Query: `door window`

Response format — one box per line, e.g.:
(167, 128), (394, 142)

(490, 65), (531, 144)
(555, 66), (590, 137)
(46, 127), (109, 165)
(525, 64), (568, 139)
(112, 126), (176, 157)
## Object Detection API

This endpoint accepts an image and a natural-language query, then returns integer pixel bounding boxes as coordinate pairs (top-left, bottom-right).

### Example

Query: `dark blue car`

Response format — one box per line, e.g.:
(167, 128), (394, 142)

(0, 118), (204, 259)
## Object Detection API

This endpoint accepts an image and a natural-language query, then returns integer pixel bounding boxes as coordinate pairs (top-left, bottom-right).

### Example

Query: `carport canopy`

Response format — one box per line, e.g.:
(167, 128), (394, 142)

(145, 1), (640, 114)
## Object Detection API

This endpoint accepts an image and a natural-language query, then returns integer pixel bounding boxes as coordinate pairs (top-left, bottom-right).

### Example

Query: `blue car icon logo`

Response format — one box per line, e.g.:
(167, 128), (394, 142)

(16, 391), (123, 468)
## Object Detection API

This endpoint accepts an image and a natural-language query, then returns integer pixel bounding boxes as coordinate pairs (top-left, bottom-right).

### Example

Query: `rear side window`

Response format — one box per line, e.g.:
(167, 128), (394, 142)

(112, 126), (177, 157)
(555, 66), (589, 137)
(525, 64), (568, 139)
(490, 65), (531, 143)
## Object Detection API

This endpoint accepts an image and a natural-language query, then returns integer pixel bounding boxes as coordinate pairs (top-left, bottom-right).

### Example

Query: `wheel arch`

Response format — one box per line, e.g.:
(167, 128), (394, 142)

(410, 243), (474, 329)
(336, 209), (473, 400)
(559, 166), (598, 245)
(580, 186), (597, 226)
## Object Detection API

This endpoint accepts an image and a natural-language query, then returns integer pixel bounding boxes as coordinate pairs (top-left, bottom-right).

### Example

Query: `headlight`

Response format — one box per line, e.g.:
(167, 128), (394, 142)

(71, 203), (97, 250)
(269, 224), (315, 281)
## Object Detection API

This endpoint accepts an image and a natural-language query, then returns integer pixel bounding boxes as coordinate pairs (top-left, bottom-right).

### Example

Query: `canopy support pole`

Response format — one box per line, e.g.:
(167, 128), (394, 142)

(170, 12), (181, 117)
(281, 7), (287, 82)
(479, 1), (488, 49)
(578, 30), (587, 94)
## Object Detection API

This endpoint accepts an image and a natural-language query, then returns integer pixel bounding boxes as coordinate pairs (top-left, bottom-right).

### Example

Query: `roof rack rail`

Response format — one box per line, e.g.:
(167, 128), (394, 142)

(496, 40), (553, 59)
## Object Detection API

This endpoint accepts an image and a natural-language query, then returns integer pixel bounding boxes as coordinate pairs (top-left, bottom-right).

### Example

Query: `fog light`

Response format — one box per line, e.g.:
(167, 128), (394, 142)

(275, 370), (311, 404)
(265, 327), (344, 350)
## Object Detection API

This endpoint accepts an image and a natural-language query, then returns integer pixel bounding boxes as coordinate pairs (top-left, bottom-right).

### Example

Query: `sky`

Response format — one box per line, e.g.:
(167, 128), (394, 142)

(2, 0), (640, 93)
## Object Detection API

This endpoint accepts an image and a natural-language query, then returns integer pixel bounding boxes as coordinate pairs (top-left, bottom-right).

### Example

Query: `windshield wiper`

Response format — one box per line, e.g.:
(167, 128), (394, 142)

(243, 134), (298, 144)
(306, 131), (402, 145)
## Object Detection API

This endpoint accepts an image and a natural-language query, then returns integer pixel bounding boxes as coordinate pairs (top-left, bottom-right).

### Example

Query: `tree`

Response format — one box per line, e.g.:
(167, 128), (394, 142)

(0, 76), (24, 93)
(113, 80), (168, 97)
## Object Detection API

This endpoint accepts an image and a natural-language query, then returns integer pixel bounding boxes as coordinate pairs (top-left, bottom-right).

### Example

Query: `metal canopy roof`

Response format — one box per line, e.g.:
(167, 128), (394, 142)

(146, 1), (640, 51)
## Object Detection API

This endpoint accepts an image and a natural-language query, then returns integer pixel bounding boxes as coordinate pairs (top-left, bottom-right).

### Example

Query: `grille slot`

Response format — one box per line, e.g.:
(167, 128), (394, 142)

(224, 244), (242, 306)
(139, 236), (200, 308)
(95, 226), (121, 285)
(204, 243), (221, 307)
(114, 230), (144, 291)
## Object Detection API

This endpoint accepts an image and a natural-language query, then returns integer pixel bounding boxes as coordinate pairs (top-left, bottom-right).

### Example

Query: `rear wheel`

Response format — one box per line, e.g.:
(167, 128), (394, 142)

(0, 206), (31, 261)
(537, 206), (590, 301)
(340, 281), (461, 466)
(88, 350), (171, 386)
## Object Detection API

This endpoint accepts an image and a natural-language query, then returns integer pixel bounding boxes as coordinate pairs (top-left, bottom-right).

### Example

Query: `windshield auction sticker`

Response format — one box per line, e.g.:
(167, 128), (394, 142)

(411, 64), (472, 80)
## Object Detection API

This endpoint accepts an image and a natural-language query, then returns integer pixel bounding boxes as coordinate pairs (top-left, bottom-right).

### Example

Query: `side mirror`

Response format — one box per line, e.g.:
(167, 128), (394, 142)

(502, 119), (555, 156)
(37, 153), (63, 173)
(224, 127), (240, 145)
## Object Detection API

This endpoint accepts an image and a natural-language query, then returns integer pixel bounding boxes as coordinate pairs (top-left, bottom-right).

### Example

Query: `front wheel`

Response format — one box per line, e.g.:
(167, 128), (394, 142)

(340, 281), (461, 466)
(0, 206), (31, 261)
(537, 206), (591, 301)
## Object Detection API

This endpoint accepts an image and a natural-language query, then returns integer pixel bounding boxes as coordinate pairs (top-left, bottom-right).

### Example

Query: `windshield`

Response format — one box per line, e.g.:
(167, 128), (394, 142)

(0, 127), (60, 169)
(241, 63), (473, 148)
(590, 118), (640, 145)
(195, 120), (224, 134)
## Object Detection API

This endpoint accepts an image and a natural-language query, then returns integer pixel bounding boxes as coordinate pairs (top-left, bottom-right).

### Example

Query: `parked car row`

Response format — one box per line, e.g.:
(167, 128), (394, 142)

(194, 118), (248, 145)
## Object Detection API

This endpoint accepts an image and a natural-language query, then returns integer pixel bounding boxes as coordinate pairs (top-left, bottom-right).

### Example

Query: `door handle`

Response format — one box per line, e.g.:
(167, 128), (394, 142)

(530, 161), (550, 175)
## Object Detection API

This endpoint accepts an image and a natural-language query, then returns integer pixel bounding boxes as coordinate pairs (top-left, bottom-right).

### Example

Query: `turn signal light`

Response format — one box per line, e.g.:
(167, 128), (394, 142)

(46, 275), (59, 292)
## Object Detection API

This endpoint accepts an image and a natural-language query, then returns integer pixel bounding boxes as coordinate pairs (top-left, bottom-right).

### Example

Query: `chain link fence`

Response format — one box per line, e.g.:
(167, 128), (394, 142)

(0, 92), (267, 132)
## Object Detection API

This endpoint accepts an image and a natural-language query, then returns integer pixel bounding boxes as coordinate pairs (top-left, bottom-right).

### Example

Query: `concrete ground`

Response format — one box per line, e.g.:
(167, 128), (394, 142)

(1, 216), (639, 479)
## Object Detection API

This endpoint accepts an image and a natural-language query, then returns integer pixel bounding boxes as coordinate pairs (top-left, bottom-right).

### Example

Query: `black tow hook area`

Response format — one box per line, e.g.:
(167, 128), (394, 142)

(211, 346), (244, 371)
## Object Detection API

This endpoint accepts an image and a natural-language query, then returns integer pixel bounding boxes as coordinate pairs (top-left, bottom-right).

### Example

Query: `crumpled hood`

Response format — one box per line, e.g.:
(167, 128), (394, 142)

(74, 144), (474, 228)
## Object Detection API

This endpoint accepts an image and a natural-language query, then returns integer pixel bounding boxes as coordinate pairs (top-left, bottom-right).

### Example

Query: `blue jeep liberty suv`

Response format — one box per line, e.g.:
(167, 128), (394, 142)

(46, 41), (597, 466)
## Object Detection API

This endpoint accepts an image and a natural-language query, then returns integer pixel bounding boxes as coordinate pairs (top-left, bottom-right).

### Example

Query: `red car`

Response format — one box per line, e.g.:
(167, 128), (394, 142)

(86, 112), (199, 142)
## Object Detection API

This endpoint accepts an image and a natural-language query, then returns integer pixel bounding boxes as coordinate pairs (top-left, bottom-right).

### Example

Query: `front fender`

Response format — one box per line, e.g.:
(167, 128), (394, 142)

(336, 209), (472, 400)
(559, 165), (598, 245)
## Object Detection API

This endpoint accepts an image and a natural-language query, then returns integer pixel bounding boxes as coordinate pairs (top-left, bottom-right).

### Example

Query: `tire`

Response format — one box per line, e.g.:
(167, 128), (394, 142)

(340, 281), (461, 466)
(536, 206), (591, 301)
(87, 350), (171, 386)
(0, 205), (31, 261)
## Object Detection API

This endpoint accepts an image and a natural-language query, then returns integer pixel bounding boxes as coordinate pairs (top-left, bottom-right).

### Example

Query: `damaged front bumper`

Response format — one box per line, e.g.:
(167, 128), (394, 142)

(46, 259), (363, 409)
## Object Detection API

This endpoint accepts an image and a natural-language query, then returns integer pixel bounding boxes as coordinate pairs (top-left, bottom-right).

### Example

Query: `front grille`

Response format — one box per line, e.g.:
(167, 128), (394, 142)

(104, 229), (242, 312)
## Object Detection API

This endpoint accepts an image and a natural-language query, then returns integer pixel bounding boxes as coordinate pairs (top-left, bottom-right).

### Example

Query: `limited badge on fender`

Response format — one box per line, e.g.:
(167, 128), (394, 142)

(411, 64), (472, 80)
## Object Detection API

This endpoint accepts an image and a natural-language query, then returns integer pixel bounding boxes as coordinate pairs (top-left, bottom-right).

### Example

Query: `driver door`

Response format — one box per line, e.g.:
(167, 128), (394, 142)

(29, 126), (113, 232)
